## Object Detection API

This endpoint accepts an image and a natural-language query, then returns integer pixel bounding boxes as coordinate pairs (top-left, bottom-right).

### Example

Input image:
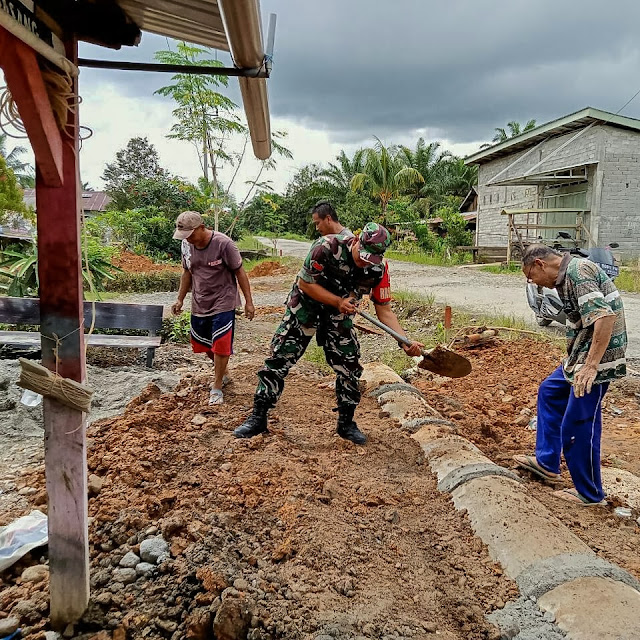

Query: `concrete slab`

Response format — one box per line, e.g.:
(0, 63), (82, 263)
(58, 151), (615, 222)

(401, 417), (455, 433)
(379, 393), (437, 422)
(413, 432), (483, 457)
(360, 362), (403, 392)
(438, 462), (521, 493)
(538, 577), (640, 640)
(377, 389), (427, 407)
(602, 467), (640, 509)
(451, 475), (592, 580)
(516, 552), (640, 600)
(368, 382), (423, 399)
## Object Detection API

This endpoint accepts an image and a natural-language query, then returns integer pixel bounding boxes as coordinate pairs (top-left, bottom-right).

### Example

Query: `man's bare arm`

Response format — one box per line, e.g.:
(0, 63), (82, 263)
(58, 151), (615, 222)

(234, 265), (255, 320)
(172, 269), (192, 315)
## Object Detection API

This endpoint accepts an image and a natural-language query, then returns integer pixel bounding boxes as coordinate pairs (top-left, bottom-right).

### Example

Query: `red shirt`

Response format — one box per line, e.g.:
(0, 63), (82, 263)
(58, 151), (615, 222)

(371, 261), (392, 305)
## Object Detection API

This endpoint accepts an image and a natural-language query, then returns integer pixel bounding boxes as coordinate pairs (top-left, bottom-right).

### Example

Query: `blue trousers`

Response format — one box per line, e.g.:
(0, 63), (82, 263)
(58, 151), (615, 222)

(536, 365), (609, 503)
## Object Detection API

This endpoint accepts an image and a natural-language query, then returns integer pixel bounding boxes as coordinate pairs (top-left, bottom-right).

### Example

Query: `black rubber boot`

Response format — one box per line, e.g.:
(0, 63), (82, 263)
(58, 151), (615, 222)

(234, 400), (270, 438)
(336, 405), (367, 445)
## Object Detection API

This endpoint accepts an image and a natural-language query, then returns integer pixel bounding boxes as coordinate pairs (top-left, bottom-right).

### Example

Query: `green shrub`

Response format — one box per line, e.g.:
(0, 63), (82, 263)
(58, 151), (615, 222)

(160, 311), (191, 343)
(105, 270), (180, 293)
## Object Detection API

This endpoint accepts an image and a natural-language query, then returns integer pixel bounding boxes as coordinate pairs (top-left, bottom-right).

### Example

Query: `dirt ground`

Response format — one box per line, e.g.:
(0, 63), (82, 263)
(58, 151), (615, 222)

(1, 348), (517, 640)
(2, 270), (640, 639)
(111, 251), (182, 274)
(414, 337), (640, 581)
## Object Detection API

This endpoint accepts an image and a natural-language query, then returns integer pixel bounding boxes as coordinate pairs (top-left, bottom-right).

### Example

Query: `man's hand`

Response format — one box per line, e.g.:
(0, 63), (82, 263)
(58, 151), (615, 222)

(245, 301), (255, 320)
(171, 300), (183, 316)
(402, 340), (424, 357)
(337, 297), (357, 315)
(573, 364), (598, 398)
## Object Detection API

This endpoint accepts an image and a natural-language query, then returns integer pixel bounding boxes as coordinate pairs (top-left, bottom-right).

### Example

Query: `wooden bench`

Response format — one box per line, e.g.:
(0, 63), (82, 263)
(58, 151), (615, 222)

(0, 297), (164, 367)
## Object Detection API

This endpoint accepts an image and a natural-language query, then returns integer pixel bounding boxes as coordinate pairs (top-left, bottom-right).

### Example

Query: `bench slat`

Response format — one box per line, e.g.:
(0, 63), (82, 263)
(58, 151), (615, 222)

(0, 331), (161, 349)
(0, 298), (164, 330)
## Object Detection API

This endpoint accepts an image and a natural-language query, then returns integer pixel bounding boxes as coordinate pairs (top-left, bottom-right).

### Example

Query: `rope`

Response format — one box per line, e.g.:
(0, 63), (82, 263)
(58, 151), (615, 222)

(18, 357), (93, 413)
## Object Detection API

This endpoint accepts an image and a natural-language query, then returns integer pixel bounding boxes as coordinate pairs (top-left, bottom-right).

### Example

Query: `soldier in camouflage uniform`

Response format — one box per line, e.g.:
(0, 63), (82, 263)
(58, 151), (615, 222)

(234, 222), (423, 445)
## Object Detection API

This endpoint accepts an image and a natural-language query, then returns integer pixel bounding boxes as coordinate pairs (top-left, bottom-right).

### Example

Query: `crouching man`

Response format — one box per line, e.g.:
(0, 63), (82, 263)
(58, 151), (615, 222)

(234, 222), (423, 445)
(514, 244), (627, 505)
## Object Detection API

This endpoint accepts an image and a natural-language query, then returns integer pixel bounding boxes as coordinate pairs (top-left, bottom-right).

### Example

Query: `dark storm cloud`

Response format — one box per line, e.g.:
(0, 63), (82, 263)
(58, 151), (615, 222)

(79, 0), (640, 145)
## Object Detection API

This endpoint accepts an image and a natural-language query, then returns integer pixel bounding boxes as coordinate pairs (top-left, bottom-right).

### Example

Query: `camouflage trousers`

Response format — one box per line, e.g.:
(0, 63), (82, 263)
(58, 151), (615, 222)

(255, 307), (362, 409)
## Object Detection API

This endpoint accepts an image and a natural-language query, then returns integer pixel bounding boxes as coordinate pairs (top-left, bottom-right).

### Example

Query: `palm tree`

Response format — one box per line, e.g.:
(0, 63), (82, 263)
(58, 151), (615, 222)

(481, 119), (537, 149)
(350, 138), (424, 223)
(321, 149), (365, 193)
(434, 158), (478, 200)
(0, 133), (34, 187)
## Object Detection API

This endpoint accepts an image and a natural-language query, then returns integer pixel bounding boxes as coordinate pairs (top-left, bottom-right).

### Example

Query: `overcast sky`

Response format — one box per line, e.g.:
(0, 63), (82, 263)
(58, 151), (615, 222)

(58, 0), (640, 196)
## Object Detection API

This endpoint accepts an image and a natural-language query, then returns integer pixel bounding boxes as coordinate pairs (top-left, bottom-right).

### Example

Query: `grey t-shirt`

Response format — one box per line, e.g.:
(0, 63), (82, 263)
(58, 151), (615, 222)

(181, 232), (242, 317)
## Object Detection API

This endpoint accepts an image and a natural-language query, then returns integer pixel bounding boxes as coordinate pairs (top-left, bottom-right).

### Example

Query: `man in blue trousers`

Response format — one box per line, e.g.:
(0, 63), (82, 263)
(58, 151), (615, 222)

(514, 244), (627, 505)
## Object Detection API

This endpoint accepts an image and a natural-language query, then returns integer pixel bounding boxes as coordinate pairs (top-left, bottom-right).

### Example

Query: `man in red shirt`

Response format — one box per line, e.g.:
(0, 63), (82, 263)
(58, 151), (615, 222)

(172, 211), (255, 405)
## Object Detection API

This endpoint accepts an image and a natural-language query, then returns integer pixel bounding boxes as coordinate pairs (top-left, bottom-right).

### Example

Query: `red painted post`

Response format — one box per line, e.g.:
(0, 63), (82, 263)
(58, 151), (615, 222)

(444, 305), (452, 329)
(35, 38), (89, 628)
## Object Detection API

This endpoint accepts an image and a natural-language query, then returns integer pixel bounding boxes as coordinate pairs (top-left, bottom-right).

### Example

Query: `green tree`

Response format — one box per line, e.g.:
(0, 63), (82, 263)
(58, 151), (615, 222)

(336, 191), (380, 234)
(432, 157), (478, 202)
(481, 119), (537, 148)
(320, 149), (365, 194)
(350, 138), (424, 223)
(0, 134), (34, 187)
(110, 176), (203, 215)
(397, 138), (451, 204)
(435, 199), (473, 249)
(102, 137), (167, 206)
(0, 154), (30, 225)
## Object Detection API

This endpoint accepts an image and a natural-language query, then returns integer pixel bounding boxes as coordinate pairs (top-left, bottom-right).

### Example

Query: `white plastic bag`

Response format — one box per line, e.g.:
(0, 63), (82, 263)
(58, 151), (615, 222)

(0, 510), (48, 572)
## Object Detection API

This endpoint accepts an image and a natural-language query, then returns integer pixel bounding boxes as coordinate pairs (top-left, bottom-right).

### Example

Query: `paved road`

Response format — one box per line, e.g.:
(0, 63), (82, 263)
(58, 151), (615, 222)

(258, 237), (640, 361)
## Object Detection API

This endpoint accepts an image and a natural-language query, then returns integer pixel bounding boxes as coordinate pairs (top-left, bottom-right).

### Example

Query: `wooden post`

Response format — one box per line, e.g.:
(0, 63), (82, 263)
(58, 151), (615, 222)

(35, 38), (90, 628)
(444, 306), (452, 329)
(506, 214), (513, 263)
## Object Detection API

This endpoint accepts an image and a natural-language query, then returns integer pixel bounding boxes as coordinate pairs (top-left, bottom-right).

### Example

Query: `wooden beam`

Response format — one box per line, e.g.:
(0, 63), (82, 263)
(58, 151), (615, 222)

(35, 37), (89, 628)
(0, 26), (63, 187)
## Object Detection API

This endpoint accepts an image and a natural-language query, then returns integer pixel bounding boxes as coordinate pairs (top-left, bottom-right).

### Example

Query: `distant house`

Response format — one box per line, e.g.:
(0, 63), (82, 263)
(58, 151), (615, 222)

(465, 107), (640, 256)
(427, 187), (478, 237)
(23, 189), (111, 217)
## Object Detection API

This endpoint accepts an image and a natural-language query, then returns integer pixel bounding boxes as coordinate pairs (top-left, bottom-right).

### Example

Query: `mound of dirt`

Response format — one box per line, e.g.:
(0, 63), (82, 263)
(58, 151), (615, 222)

(1, 365), (516, 639)
(248, 260), (288, 278)
(112, 251), (181, 274)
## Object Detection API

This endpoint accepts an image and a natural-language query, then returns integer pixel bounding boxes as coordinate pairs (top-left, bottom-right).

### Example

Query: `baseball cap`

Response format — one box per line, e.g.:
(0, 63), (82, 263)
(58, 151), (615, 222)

(173, 211), (203, 240)
(358, 222), (391, 264)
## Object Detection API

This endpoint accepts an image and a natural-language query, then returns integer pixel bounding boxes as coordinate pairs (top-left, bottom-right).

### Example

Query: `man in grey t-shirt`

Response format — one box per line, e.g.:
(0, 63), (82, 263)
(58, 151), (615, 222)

(172, 211), (255, 405)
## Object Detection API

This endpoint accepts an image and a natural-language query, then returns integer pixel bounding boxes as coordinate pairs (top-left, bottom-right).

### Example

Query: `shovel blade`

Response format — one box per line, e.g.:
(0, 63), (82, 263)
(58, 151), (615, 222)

(418, 345), (472, 378)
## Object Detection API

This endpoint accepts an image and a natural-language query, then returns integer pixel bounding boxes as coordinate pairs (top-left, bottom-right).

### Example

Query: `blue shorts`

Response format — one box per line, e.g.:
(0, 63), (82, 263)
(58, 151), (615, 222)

(190, 311), (235, 356)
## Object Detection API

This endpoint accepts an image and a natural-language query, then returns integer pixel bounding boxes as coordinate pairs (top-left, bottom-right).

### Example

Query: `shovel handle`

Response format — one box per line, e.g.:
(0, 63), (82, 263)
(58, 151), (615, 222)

(356, 309), (413, 348)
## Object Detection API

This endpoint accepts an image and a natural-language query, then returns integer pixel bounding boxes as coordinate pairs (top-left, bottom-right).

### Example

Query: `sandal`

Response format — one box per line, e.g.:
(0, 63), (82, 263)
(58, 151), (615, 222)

(513, 454), (561, 483)
(209, 388), (224, 405)
(553, 488), (607, 506)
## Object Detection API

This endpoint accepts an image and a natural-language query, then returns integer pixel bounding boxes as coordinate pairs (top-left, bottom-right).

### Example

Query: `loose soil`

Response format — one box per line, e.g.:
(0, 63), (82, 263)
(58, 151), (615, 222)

(247, 261), (288, 278)
(1, 359), (517, 640)
(112, 251), (181, 274)
(414, 338), (640, 581)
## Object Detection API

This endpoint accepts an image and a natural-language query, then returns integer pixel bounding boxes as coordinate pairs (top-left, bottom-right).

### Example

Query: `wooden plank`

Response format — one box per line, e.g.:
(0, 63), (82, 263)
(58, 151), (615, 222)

(0, 297), (41, 324)
(82, 302), (163, 330)
(0, 331), (161, 348)
(35, 38), (89, 628)
(0, 26), (63, 186)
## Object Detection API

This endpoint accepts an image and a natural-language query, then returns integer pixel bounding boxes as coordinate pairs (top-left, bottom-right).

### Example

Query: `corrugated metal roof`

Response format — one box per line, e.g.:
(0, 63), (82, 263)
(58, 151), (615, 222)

(465, 107), (640, 166)
(115, 0), (229, 50)
(23, 189), (111, 212)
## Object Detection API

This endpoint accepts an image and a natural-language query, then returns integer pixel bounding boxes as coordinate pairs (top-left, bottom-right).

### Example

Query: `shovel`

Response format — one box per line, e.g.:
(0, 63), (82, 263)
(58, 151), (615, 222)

(357, 310), (472, 378)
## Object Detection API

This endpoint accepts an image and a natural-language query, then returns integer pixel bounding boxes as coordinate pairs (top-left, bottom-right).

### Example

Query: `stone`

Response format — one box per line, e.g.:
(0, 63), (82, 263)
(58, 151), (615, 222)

(233, 578), (250, 590)
(220, 463), (232, 472)
(21, 564), (49, 583)
(0, 617), (20, 636)
(88, 474), (104, 496)
(62, 623), (75, 638)
(538, 577), (640, 640)
(451, 476), (591, 580)
(11, 599), (40, 624)
(44, 633), (63, 640)
(113, 568), (137, 584)
(94, 592), (112, 606)
(191, 414), (208, 426)
(18, 486), (38, 495)
(185, 609), (213, 639)
(140, 536), (170, 564)
(155, 619), (178, 634)
(119, 551), (140, 568)
(213, 595), (252, 640)
(136, 562), (156, 577)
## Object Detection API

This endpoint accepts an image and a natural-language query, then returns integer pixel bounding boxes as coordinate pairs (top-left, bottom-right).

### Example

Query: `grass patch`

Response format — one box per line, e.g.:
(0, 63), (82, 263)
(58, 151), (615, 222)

(387, 250), (473, 266)
(615, 269), (640, 294)
(84, 291), (120, 302)
(302, 341), (332, 374)
(480, 263), (523, 274)
(105, 270), (181, 294)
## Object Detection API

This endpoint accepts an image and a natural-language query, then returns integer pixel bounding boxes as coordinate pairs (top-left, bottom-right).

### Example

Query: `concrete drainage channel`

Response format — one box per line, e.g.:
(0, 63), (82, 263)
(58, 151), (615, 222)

(361, 362), (640, 640)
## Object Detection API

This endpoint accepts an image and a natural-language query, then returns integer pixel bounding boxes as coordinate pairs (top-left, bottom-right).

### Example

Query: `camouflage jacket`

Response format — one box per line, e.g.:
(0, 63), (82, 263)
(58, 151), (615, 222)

(287, 232), (385, 321)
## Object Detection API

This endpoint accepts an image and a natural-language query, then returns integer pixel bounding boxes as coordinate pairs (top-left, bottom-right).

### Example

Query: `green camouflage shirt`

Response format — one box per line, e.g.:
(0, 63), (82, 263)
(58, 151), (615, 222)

(556, 256), (627, 384)
(287, 231), (385, 323)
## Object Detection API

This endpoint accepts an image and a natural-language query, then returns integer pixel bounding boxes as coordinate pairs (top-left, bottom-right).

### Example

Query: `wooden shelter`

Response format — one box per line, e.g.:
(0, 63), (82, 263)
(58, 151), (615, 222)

(0, 0), (273, 628)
